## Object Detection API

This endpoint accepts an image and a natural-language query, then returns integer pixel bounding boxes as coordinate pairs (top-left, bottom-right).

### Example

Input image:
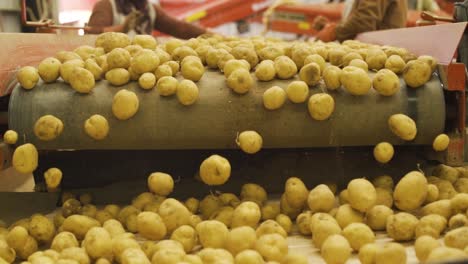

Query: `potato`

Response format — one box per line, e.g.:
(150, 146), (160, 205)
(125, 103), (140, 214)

(106, 48), (131, 70)
(254, 234), (287, 262)
(153, 77), (177, 98)
(262, 86), (286, 110)
(3, 130), (18, 145)
(340, 66), (372, 95)
(388, 113), (417, 140)
(393, 170), (428, 211)
(181, 59), (204, 82)
(307, 184), (334, 213)
(312, 219), (342, 248)
(366, 49), (387, 70)
(342, 223), (375, 251)
(38, 57), (61, 83)
(433, 164), (459, 183)
(197, 248), (233, 264)
(102, 220), (125, 239)
(385, 55), (406, 74)
(241, 183), (267, 206)
(284, 177), (308, 209)
(328, 48), (346, 66)
(372, 175), (394, 190)
(105, 68), (130, 86)
(198, 195), (221, 220)
(205, 48), (229, 69)
(371, 142), (394, 163)
(231, 46), (259, 68)
(28, 214), (55, 244)
(199, 155), (231, 186)
(299, 62), (321, 86)
(158, 198), (191, 233)
(451, 193), (468, 214)
(290, 45), (314, 68)
(275, 214), (292, 234)
(60, 59), (84, 83)
(254, 60), (276, 81)
(94, 211), (112, 225)
(80, 204), (96, 217)
(82, 114), (110, 141)
(112, 237), (140, 262)
(349, 59), (368, 72)
(61, 215), (100, 240)
(182, 254), (203, 264)
(136, 73), (156, 90)
(322, 66), (342, 90)
(321, 234), (352, 264)
(125, 44), (143, 57)
(373, 69), (400, 96)
(455, 178), (468, 194)
(62, 199), (81, 218)
(226, 68), (253, 95)
(231, 201), (261, 228)
(426, 247), (467, 262)
(0, 239), (15, 263)
(342, 52), (363, 67)
(169, 225), (197, 253)
(448, 214), (468, 230)
(219, 193), (240, 207)
(415, 214), (447, 239)
(233, 249), (263, 264)
(445, 226), (468, 249)
(133, 212), (166, 240)
(74, 45), (98, 61)
(210, 206), (234, 227)
(403, 59), (432, 88)
(347, 178), (376, 213)
(12, 143), (38, 174)
(274, 56), (297, 79)
(195, 220), (228, 249)
(292, 211), (311, 235)
(358, 243), (378, 264)
(112, 89), (139, 120)
(256, 220), (287, 238)
(366, 205), (393, 231)
(95, 258), (111, 264)
(309, 212), (337, 232)
(17, 66), (39, 89)
(375, 187), (393, 208)
(145, 172), (173, 197)
(35, 115), (64, 141)
(418, 55), (438, 72)
(128, 50), (159, 76)
(335, 204), (364, 229)
(422, 199), (453, 219)
(50, 231), (79, 252)
(375, 243), (406, 264)
(307, 93), (335, 121)
(162, 61), (179, 76)
(55, 51), (81, 63)
(386, 212), (419, 241)
(184, 198), (199, 214)
(223, 59), (249, 77)
(82, 227), (112, 261)
(151, 247), (185, 264)
(258, 46), (284, 61)
(176, 79), (199, 105)
(414, 235), (440, 262)
(225, 226), (256, 255)
(425, 184), (439, 203)
(120, 248), (150, 264)
(84, 59), (103, 80)
(95, 55), (108, 73)
(302, 54), (325, 73)
(285, 81), (309, 103)
(216, 54), (235, 72)
(236, 131), (262, 154)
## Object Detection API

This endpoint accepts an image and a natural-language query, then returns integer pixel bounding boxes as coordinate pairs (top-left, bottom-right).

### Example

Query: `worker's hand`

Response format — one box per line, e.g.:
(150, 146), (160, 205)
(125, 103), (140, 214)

(123, 10), (143, 33)
(312, 15), (329, 31)
(315, 22), (337, 42)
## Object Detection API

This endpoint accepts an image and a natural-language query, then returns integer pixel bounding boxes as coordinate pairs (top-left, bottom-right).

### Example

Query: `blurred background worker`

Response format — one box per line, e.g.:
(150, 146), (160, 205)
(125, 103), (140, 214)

(313, 0), (408, 42)
(86, 0), (207, 39)
(408, 0), (441, 11)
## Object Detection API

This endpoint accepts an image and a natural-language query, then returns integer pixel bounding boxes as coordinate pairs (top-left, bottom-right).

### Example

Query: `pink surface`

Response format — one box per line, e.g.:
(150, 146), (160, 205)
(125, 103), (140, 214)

(356, 22), (467, 65)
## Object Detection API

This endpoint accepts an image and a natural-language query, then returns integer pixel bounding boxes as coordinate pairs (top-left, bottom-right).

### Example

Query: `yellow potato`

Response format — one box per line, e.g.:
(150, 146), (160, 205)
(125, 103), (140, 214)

(61, 215), (100, 240)
(284, 177), (308, 209)
(322, 65), (342, 90)
(156, 76), (178, 96)
(393, 171), (428, 211)
(347, 178), (376, 213)
(385, 55), (406, 74)
(433, 134), (450, 151)
(28, 214), (55, 244)
(340, 66), (372, 96)
(84, 58), (103, 81)
(12, 143), (38, 174)
(372, 69), (400, 96)
(216, 53), (235, 71)
(60, 59), (84, 83)
(321, 234), (352, 264)
(375, 187), (393, 208)
(176, 80), (199, 106)
(125, 44), (143, 57)
(448, 214), (468, 230)
(375, 243), (406, 264)
(240, 183), (267, 206)
(307, 93), (335, 121)
(358, 243), (378, 264)
(304, 54), (326, 73)
(255, 234), (287, 262)
(418, 55), (438, 72)
(131, 49), (160, 75)
(199, 154), (231, 186)
(199, 195), (222, 219)
(256, 219), (287, 238)
(59, 247), (91, 264)
(55, 51), (81, 63)
(349, 59), (368, 72)
(172, 46), (198, 62)
(0, 238), (15, 263)
(426, 183), (439, 203)
(34, 115), (63, 141)
(74, 45), (98, 61)
(84, 114), (109, 140)
(136, 212), (166, 240)
(427, 247), (468, 263)
(147, 172), (174, 196)
(225, 226), (256, 256)
(451, 193), (468, 214)
(107, 48), (131, 70)
(258, 46), (284, 61)
(275, 214), (292, 234)
(196, 220), (229, 248)
(132, 35), (157, 50)
(285, 81), (309, 104)
(38, 57), (62, 83)
(227, 68), (254, 94)
(403, 59), (432, 88)
(223, 59), (250, 78)
(307, 184), (334, 213)
(342, 223), (375, 251)
(236, 131), (263, 154)
(373, 142), (394, 163)
(335, 204), (364, 229)
(234, 249), (263, 264)
(170, 225), (197, 253)
(163, 61), (180, 76)
(197, 248), (233, 264)
(3, 130), (18, 144)
(17, 66), (40, 89)
(231, 201), (261, 228)
(184, 197), (200, 214)
(82, 227), (112, 260)
(158, 198), (191, 233)
(138, 73), (156, 90)
(263, 86), (286, 110)
(105, 68), (130, 86)
(415, 235), (440, 262)
(388, 114), (417, 141)
(366, 205), (393, 231)
(231, 46), (259, 68)
(366, 49), (388, 70)
(386, 212), (419, 241)
(181, 59), (204, 82)
(274, 56), (297, 79)
(422, 199), (453, 219)
(112, 89), (139, 120)
(312, 218), (342, 248)
(328, 48), (346, 66)
(255, 60), (276, 81)
(120, 248), (150, 264)
(299, 62), (321, 86)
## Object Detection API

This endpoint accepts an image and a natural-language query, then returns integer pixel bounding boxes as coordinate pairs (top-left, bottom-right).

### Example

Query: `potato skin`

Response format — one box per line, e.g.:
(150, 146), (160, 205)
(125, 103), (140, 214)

(388, 114), (417, 141)
(61, 215), (100, 240)
(393, 171), (428, 211)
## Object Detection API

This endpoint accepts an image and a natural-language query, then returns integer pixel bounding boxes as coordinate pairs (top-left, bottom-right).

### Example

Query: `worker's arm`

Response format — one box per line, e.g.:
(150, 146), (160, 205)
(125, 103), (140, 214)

(86, 0), (126, 33)
(335, 0), (383, 42)
(153, 5), (207, 39)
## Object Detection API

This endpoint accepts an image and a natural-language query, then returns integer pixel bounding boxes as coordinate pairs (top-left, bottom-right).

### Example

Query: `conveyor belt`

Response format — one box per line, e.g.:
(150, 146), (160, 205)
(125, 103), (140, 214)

(9, 70), (445, 150)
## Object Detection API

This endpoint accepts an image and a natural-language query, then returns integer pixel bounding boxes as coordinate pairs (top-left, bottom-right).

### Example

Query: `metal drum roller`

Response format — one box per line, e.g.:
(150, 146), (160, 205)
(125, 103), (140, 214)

(9, 70), (445, 150)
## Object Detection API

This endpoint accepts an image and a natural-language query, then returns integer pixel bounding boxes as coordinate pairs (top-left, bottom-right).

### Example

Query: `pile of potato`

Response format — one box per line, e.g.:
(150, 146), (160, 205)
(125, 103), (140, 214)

(2, 32), (466, 263)
(1, 163), (468, 264)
